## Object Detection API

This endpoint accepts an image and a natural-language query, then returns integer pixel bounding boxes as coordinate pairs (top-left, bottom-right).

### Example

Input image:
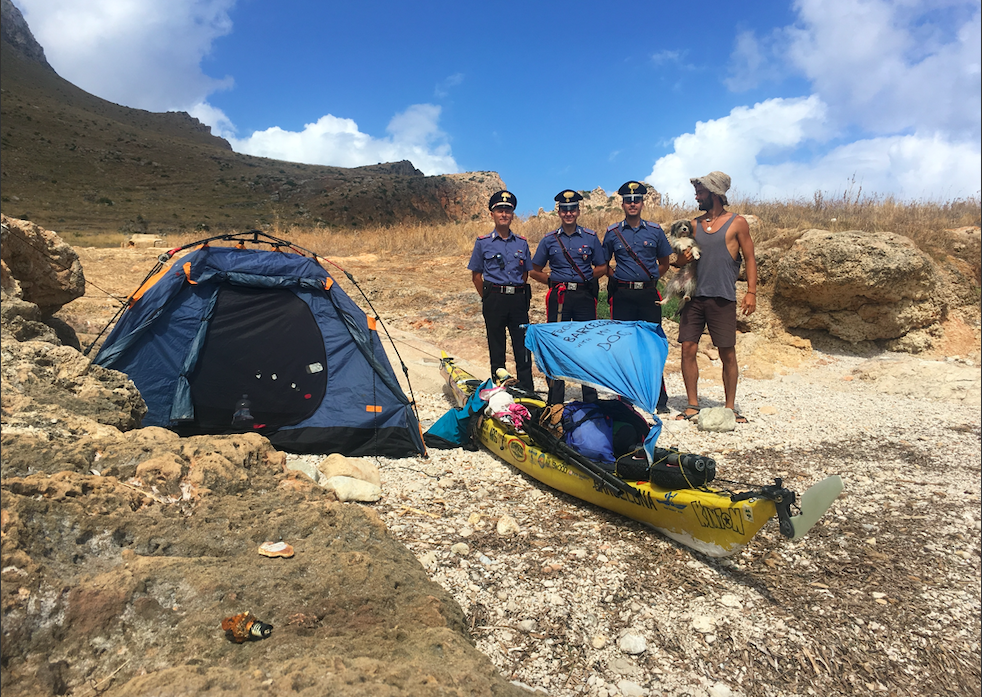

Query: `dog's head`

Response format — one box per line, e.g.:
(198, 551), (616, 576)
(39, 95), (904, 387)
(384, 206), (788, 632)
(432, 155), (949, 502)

(669, 219), (693, 239)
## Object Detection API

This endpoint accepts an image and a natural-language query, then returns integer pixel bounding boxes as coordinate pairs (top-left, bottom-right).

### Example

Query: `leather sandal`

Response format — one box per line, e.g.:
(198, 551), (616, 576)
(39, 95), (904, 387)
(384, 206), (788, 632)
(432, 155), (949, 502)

(675, 405), (701, 421)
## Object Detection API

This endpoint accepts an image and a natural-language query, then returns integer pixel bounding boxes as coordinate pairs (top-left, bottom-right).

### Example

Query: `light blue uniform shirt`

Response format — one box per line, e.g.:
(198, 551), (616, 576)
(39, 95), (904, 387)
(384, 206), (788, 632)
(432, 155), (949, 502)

(603, 220), (672, 282)
(532, 226), (605, 282)
(468, 230), (531, 285)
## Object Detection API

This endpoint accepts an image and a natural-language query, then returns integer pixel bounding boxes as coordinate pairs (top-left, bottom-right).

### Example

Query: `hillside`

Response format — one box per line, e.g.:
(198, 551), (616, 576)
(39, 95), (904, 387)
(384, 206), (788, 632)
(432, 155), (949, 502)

(0, 1), (501, 237)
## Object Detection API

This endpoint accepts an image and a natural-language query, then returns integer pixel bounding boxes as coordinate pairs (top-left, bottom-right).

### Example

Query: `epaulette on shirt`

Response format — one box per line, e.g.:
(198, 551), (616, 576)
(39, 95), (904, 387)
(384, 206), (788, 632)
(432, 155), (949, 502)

(477, 233), (491, 240)
(606, 222), (622, 232)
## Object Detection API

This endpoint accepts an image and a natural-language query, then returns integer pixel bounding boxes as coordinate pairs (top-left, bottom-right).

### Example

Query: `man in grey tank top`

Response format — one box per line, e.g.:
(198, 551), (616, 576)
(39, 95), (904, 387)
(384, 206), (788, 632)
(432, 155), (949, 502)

(672, 171), (758, 424)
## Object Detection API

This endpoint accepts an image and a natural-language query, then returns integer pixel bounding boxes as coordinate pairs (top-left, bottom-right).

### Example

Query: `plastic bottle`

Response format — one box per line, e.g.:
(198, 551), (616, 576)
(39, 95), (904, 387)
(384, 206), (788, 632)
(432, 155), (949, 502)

(231, 394), (253, 427)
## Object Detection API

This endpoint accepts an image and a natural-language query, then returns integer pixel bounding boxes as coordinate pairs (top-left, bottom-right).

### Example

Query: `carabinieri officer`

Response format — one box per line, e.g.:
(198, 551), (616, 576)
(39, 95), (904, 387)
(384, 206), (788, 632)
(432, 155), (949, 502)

(603, 180), (673, 413)
(468, 190), (534, 393)
(529, 189), (608, 405)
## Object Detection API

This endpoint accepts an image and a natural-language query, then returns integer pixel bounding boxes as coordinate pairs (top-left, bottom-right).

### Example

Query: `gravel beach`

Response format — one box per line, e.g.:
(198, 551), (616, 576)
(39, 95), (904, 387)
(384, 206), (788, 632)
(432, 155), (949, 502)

(291, 349), (981, 696)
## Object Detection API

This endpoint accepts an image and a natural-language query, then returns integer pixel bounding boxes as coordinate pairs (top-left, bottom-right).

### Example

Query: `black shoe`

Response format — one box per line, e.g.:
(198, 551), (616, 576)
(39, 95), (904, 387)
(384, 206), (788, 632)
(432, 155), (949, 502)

(656, 406), (670, 415)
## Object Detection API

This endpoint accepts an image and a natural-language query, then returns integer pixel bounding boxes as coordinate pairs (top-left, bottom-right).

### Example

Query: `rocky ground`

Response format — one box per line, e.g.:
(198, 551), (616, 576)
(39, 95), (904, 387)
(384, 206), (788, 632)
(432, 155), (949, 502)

(2, 242), (980, 696)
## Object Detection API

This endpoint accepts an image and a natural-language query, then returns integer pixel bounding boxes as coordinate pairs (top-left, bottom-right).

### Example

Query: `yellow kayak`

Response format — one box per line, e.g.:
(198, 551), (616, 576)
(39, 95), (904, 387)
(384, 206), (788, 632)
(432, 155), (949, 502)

(439, 352), (842, 558)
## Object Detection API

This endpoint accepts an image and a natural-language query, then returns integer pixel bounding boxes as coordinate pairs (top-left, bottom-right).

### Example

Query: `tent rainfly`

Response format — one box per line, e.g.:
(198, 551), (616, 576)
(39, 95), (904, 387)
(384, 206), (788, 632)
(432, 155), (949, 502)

(94, 240), (425, 457)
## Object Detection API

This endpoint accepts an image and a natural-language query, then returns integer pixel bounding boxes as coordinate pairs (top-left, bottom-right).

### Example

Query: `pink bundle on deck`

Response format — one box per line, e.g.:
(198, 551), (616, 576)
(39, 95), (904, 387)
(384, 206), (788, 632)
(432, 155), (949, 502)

(493, 403), (531, 429)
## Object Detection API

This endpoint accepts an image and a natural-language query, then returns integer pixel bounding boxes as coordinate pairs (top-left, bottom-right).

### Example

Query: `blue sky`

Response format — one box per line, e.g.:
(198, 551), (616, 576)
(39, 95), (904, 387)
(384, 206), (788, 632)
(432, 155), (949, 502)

(15, 0), (982, 215)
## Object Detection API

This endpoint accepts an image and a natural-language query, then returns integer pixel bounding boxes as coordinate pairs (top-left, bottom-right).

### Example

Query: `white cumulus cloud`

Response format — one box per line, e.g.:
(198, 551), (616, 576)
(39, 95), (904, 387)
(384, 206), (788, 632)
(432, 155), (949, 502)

(656, 0), (981, 202)
(649, 97), (981, 203)
(786, 0), (981, 138)
(647, 97), (829, 203)
(724, 30), (786, 92)
(229, 104), (458, 175)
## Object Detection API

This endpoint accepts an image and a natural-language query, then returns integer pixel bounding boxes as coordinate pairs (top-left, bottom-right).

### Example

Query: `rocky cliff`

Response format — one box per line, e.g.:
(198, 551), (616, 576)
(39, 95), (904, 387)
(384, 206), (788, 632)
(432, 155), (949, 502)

(0, 0), (51, 69)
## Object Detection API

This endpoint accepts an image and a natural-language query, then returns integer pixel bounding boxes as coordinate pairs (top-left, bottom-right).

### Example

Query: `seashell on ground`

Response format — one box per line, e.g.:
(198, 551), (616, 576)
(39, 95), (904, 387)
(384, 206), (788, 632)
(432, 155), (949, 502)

(258, 541), (294, 558)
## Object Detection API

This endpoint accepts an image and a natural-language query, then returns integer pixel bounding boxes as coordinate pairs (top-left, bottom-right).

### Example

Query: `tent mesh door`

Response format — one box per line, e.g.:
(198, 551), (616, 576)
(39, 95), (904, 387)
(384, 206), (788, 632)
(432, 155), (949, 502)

(189, 286), (327, 432)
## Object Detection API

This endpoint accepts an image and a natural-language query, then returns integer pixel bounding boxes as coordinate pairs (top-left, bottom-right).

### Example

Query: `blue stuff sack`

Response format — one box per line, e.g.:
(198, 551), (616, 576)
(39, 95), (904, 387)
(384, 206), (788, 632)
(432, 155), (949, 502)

(561, 401), (616, 463)
(562, 400), (652, 465)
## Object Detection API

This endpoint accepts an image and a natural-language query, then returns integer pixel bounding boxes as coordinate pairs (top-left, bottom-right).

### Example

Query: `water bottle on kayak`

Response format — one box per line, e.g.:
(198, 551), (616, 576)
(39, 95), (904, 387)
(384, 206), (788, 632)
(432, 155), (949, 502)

(232, 394), (253, 428)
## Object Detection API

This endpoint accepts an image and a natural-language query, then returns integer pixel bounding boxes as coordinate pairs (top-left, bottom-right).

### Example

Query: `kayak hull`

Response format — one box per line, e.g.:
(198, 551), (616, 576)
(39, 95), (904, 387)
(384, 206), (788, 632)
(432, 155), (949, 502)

(478, 414), (779, 557)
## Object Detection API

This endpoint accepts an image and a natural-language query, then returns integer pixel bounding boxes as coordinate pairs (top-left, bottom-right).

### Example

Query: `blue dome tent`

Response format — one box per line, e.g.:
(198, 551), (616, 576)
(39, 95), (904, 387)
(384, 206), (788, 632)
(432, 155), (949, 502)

(93, 232), (425, 457)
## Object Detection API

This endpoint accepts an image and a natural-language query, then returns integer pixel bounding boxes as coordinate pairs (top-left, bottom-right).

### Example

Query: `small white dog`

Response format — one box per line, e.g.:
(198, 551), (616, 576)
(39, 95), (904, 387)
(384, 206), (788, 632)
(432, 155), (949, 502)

(660, 220), (700, 311)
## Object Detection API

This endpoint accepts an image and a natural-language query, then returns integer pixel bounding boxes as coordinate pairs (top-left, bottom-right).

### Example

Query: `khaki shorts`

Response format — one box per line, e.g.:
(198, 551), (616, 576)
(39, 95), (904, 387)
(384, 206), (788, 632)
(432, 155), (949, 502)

(677, 297), (736, 348)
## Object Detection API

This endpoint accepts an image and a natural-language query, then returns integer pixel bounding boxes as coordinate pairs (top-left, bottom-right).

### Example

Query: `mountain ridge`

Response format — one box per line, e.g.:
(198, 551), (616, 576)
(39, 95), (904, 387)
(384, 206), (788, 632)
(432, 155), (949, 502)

(0, 0), (502, 236)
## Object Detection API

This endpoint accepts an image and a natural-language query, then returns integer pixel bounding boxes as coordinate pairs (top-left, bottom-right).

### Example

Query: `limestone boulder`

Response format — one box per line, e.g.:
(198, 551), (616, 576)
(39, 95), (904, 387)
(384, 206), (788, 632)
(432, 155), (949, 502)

(0, 338), (147, 435)
(324, 475), (383, 502)
(1, 215), (85, 314)
(753, 230), (806, 286)
(317, 452), (382, 487)
(772, 229), (946, 344)
(697, 407), (736, 433)
(1, 294), (81, 348)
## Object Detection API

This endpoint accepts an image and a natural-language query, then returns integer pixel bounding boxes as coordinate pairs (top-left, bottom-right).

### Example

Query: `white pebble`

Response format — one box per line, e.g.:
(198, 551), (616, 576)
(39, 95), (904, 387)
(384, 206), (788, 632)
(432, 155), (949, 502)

(618, 632), (647, 655)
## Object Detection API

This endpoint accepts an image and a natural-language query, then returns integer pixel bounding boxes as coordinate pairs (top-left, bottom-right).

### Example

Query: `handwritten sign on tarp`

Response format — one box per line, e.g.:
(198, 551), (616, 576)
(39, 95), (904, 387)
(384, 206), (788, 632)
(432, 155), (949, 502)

(525, 320), (668, 461)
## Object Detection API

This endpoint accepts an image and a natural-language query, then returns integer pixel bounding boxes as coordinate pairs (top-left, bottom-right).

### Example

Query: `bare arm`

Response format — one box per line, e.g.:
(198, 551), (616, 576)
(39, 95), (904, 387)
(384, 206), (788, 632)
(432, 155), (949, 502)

(592, 263), (609, 279)
(734, 219), (757, 315)
(472, 270), (484, 297)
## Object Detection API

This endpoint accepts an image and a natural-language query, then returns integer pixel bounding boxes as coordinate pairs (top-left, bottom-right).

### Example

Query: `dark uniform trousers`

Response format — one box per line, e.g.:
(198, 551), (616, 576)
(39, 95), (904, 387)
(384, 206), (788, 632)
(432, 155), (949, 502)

(545, 283), (599, 405)
(608, 283), (669, 411)
(482, 283), (534, 391)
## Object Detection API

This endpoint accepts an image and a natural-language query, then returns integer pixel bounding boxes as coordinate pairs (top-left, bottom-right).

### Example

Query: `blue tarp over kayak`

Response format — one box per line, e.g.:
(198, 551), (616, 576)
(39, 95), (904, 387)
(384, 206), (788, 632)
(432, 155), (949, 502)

(525, 320), (669, 463)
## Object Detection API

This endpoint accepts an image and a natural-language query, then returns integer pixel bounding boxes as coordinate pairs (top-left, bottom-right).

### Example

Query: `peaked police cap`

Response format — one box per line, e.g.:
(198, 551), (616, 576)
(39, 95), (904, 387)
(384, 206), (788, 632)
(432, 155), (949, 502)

(617, 181), (648, 197)
(554, 189), (584, 206)
(489, 190), (517, 210)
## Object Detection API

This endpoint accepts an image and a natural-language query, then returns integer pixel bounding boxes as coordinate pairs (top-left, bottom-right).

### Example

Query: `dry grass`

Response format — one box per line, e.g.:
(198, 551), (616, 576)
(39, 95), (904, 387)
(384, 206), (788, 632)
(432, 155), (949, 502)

(740, 191), (981, 251)
(94, 194), (981, 284)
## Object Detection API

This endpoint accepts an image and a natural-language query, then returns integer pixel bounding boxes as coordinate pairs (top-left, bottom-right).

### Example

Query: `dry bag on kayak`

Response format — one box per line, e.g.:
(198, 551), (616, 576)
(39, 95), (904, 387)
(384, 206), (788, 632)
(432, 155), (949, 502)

(562, 400), (650, 465)
(614, 447), (717, 489)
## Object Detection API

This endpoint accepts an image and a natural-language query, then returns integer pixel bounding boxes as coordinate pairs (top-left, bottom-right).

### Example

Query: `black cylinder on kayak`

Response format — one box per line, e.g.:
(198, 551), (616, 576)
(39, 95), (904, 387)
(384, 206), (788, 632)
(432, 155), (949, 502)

(652, 447), (716, 473)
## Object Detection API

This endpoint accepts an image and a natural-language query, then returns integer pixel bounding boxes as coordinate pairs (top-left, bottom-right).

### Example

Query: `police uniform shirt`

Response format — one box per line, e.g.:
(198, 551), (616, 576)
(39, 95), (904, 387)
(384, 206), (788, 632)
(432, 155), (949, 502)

(602, 220), (672, 282)
(467, 230), (531, 286)
(532, 226), (606, 282)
